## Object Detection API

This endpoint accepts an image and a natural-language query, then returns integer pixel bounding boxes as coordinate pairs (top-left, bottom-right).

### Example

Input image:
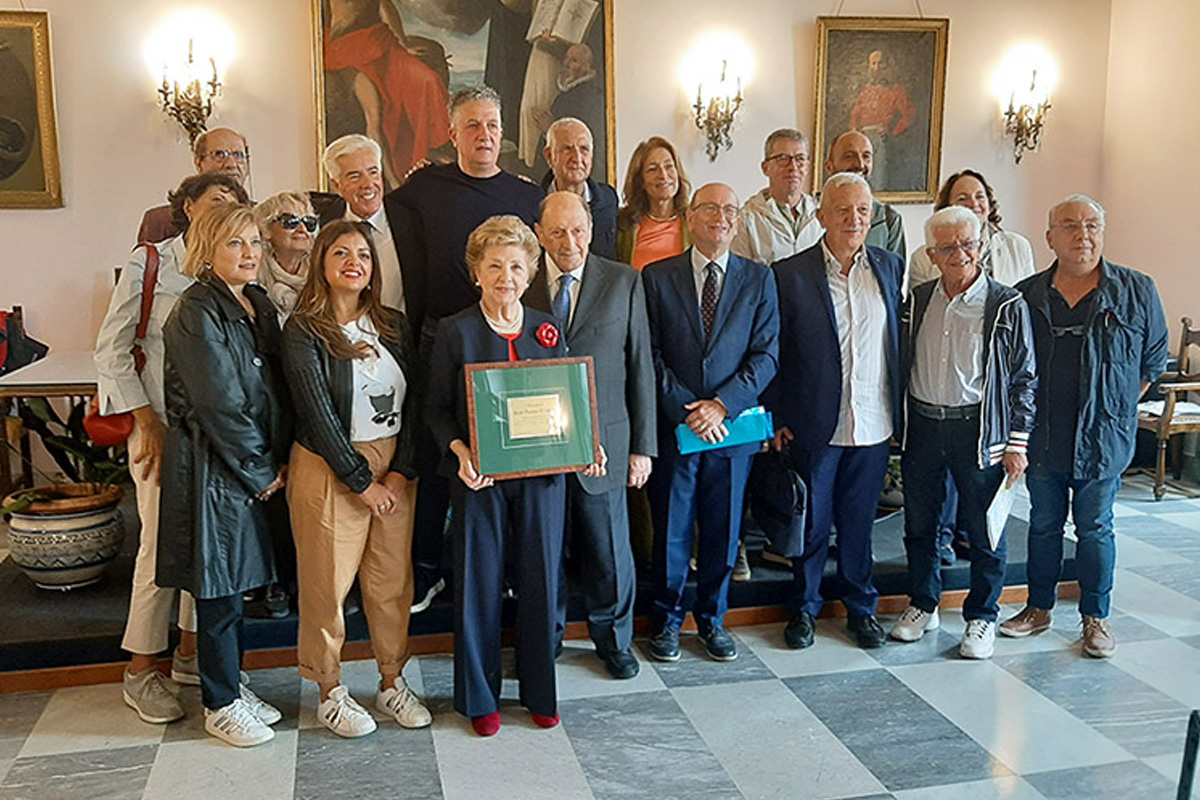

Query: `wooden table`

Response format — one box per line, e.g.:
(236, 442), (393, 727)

(0, 351), (98, 495)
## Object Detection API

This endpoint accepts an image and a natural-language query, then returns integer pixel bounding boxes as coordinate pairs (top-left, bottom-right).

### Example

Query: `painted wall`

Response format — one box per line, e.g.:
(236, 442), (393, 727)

(3, 0), (1182, 364)
(1102, 0), (1199, 344)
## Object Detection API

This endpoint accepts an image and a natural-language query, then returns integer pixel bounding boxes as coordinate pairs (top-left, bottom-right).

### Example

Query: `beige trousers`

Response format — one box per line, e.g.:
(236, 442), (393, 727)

(121, 422), (196, 655)
(288, 439), (416, 685)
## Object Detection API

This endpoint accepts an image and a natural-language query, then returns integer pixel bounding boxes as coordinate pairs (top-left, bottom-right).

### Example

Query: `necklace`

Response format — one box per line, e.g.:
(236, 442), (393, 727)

(645, 212), (678, 223)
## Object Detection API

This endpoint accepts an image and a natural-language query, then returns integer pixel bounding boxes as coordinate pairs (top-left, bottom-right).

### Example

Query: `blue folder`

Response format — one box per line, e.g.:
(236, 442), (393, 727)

(675, 405), (774, 455)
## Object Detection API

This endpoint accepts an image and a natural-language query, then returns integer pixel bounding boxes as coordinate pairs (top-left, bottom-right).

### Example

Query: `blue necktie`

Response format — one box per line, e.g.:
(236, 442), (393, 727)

(552, 273), (575, 327)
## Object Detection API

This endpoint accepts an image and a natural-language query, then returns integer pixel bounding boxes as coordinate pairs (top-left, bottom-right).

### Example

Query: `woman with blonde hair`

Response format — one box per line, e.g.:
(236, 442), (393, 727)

(615, 136), (692, 271)
(157, 203), (292, 747)
(254, 191), (318, 319)
(282, 219), (431, 738)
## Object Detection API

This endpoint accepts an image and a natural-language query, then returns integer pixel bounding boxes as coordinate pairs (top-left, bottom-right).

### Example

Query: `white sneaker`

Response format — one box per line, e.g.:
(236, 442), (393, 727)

(318, 685), (377, 738)
(205, 698), (275, 747)
(376, 676), (432, 729)
(889, 606), (940, 642)
(239, 671), (282, 725)
(960, 619), (997, 659)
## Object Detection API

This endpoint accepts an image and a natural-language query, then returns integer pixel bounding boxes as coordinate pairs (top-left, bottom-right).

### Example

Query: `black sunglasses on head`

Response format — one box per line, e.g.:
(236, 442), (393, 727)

(275, 213), (319, 232)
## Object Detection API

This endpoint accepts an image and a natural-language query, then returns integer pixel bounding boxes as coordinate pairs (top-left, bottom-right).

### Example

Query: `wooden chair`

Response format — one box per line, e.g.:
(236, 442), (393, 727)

(1137, 317), (1200, 499)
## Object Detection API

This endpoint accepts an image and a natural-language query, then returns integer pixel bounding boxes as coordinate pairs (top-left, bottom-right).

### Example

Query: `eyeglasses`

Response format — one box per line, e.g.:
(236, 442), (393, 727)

(1053, 221), (1103, 235)
(692, 202), (740, 219)
(275, 213), (318, 232)
(929, 240), (981, 258)
(765, 153), (809, 168)
(204, 149), (248, 163)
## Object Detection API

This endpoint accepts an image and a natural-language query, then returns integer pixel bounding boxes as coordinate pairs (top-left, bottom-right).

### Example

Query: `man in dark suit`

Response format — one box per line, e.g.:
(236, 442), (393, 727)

(525, 191), (656, 679)
(768, 172), (904, 650)
(539, 118), (618, 259)
(642, 183), (780, 663)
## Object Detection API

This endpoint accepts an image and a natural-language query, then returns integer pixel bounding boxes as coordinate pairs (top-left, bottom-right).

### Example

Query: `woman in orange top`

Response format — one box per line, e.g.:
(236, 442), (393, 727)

(615, 136), (692, 271)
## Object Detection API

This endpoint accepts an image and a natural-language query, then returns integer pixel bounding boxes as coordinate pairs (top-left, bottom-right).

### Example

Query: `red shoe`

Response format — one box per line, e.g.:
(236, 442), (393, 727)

(531, 712), (559, 729)
(471, 712), (501, 737)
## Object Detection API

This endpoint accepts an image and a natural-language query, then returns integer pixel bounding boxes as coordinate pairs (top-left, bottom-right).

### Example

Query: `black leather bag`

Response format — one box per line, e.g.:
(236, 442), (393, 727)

(747, 446), (807, 557)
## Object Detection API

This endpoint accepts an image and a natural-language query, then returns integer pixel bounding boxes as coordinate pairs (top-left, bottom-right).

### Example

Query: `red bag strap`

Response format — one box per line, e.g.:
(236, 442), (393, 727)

(130, 242), (160, 374)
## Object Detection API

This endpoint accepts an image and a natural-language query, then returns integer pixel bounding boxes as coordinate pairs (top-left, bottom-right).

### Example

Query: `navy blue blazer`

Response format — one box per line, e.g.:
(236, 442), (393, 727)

(424, 304), (566, 478)
(768, 242), (904, 451)
(642, 249), (780, 459)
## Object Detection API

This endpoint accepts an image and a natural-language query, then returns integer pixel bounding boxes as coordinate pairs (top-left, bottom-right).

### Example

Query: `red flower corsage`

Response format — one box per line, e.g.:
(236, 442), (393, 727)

(536, 322), (560, 349)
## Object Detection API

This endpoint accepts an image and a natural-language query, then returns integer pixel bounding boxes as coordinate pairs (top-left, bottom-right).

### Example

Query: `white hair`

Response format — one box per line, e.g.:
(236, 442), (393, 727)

(819, 172), (872, 210)
(546, 117), (593, 151)
(924, 205), (981, 247)
(322, 134), (381, 183)
(1048, 193), (1106, 229)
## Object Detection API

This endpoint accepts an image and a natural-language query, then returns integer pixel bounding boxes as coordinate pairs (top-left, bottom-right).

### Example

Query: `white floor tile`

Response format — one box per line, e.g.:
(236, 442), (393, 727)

(1112, 502), (1150, 518)
(1112, 568), (1200, 637)
(1114, 532), (1193, 568)
(889, 660), (1132, 774)
(892, 775), (1048, 800)
(141, 729), (297, 800)
(1158, 510), (1200, 533)
(1109, 638), (1200, 708)
(674, 679), (885, 800)
(736, 621), (881, 678)
(554, 641), (665, 701)
(433, 713), (595, 800)
(18, 683), (166, 758)
(1142, 751), (1200, 798)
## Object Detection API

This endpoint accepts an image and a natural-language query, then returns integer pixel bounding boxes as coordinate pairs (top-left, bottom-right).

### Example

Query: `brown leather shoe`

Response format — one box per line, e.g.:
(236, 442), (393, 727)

(998, 605), (1053, 638)
(1082, 616), (1116, 658)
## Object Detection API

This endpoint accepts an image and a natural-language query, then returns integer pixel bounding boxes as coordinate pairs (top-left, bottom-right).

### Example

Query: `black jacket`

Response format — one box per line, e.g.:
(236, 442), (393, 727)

(280, 309), (419, 492)
(538, 173), (619, 260)
(157, 278), (291, 599)
(902, 275), (1037, 468)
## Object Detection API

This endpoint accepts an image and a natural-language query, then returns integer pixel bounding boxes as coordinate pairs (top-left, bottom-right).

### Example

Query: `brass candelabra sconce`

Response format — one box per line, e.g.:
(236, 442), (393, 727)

(158, 38), (221, 146)
(692, 60), (743, 162)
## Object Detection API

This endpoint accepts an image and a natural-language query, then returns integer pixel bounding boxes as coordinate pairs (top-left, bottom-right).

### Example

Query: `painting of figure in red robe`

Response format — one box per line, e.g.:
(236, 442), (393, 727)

(315, 0), (613, 188)
(814, 17), (948, 204)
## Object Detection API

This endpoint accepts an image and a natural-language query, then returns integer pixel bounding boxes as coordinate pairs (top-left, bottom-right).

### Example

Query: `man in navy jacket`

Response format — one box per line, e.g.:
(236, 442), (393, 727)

(767, 172), (904, 650)
(642, 183), (779, 663)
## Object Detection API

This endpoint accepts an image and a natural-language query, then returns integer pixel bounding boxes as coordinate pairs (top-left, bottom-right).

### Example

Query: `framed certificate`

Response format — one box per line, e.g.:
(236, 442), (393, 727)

(464, 356), (601, 480)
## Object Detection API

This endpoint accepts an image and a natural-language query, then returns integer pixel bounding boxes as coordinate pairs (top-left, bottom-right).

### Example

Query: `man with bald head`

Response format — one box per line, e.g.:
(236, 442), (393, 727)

(824, 131), (906, 258)
(642, 183), (779, 663)
(525, 191), (655, 679)
(136, 127), (250, 243)
(1000, 195), (1167, 658)
(768, 172), (904, 651)
(540, 118), (618, 258)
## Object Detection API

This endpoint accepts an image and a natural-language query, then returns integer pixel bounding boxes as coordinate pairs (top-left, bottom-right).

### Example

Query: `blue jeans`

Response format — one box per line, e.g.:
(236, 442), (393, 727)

(1025, 470), (1120, 618)
(901, 413), (1006, 621)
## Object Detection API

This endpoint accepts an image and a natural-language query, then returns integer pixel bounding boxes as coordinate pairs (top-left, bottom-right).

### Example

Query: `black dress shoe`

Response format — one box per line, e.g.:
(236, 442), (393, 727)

(701, 626), (737, 661)
(600, 649), (640, 679)
(648, 626), (680, 662)
(784, 612), (815, 650)
(847, 613), (886, 649)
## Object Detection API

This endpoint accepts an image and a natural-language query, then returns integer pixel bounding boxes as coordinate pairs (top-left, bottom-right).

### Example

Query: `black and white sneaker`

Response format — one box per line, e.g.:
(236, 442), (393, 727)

(411, 575), (445, 614)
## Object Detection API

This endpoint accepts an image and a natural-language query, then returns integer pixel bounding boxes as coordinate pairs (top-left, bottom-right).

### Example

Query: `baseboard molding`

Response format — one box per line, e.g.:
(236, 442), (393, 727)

(0, 582), (1080, 694)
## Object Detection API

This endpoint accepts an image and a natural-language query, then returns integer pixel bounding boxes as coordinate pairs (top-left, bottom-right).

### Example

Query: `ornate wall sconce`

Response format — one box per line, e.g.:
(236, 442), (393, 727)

(994, 44), (1057, 164)
(693, 60), (743, 162)
(158, 38), (221, 146)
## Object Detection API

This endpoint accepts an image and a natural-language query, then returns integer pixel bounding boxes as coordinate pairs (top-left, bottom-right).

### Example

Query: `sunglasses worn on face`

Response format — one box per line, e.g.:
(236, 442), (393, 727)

(275, 213), (318, 232)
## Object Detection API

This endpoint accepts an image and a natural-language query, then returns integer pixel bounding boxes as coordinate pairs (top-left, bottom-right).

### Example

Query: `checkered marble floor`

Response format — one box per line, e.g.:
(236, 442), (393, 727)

(1, 477), (1198, 800)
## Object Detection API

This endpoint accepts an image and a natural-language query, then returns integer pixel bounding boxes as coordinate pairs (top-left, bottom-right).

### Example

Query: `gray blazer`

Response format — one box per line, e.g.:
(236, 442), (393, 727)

(527, 253), (657, 494)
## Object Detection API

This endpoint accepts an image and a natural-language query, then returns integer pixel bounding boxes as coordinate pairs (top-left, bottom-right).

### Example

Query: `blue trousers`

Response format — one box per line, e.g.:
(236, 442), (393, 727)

(789, 441), (891, 617)
(649, 449), (752, 633)
(901, 414), (1006, 621)
(1025, 470), (1120, 618)
(196, 593), (244, 710)
(451, 474), (565, 718)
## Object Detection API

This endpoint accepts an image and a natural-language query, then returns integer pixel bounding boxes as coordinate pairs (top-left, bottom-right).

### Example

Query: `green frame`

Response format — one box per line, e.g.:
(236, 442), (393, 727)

(464, 356), (600, 480)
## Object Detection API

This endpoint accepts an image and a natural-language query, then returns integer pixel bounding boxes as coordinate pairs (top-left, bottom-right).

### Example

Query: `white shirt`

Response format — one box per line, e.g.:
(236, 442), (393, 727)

(347, 204), (405, 312)
(341, 316), (407, 443)
(822, 240), (893, 446)
(731, 188), (822, 265)
(94, 236), (192, 422)
(910, 272), (987, 407)
(544, 253), (585, 328)
(690, 246), (729, 305)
